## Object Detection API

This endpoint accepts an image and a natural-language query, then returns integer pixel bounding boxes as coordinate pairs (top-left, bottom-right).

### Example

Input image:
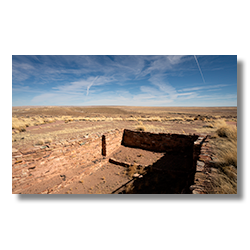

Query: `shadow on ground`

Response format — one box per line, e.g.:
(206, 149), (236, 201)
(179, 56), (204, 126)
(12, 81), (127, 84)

(115, 149), (195, 194)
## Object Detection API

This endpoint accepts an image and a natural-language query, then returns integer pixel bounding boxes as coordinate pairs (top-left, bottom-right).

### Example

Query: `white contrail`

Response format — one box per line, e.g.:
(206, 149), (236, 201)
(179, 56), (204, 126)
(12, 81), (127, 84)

(194, 55), (206, 84)
(86, 76), (98, 95)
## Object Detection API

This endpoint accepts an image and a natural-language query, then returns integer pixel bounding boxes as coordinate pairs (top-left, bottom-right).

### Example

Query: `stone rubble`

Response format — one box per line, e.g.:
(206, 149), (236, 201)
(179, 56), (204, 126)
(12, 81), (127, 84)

(191, 136), (221, 194)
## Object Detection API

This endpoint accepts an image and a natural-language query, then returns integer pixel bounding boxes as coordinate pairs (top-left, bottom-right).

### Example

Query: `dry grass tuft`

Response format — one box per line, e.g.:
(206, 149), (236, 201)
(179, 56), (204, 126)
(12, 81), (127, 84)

(143, 124), (167, 133)
(167, 117), (184, 122)
(12, 116), (57, 131)
(44, 138), (52, 144)
(216, 126), (237, 140)
(127, 164), (138, 178)
(125, 183), (134, 193)
(185, 117), (194, 121)
(208, 118), (237, 193)
(213, 119), (227, 128)
(135, 125), (145, 132)
(216, 139), (237, 167)
(12, 118), (27, 132)
(213, 119), (237, 168)
(210, 169), (237, 194)
(44, 118), (55, 123)
(138, 166), (146, 175)
(35, 139), (44, 145)
(148, 117), (162, 122)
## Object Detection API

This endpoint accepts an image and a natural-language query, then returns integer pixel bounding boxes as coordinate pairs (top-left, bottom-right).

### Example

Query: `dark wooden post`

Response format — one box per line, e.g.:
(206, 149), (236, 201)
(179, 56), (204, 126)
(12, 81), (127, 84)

(102, 135), (106, 156)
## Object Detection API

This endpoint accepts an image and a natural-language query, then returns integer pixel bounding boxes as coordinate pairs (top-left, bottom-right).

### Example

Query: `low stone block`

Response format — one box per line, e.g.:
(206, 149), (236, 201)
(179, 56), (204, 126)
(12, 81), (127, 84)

(197, 161), (205, 167)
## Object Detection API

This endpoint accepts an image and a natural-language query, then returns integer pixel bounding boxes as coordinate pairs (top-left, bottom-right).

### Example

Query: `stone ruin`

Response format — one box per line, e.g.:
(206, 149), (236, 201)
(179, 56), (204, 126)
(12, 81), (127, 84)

(12, 128), (214, 194)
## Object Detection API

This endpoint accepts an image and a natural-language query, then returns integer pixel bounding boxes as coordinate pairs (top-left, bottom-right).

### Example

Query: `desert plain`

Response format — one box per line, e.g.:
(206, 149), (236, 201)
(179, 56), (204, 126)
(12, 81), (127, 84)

(12, 106), (237, 194)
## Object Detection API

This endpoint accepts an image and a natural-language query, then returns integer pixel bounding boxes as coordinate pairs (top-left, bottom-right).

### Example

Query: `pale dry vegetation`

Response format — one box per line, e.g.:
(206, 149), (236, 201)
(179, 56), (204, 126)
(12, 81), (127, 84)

(12, 109), (235, 134)
(214, 120), (237, 168)
(12, 116), (56, 131)
(126, 165), (147, 183)
(135, 120), (167, 133)
(209, 119), (237, 194)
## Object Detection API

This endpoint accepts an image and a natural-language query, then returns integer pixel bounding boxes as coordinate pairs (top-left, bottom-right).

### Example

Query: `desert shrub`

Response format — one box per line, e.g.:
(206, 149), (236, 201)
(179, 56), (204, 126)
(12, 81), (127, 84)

(168, 117), (184, 122)
(35, 139), (44, 145)
(44, 138), (52, 144)
(127, 164), (138, 178)
(12, 118), (25, 130)
(44, 118), (55, 123)
(113, 117), (123, 121)
(217, 140), (237, 167)
(185, 117), (194, 121)
(125, 117), (138, 121)
(137, 121), (144, 126)
(64, 117), (74, 123)
(19, 127), (26, 132)
(105, 117), (114, 122)
(150, 117), (162, 122)
(212, 119), (237, 168)
(211, 169), (237, 194)
(217, 127), (228, 137)
(213, 118), (226, 127)
(135, 126), (145, 132)
(203, 123), (214, 128)
(33, 117), (46, 126)
(214, 115), (221, 119)
(216, 126), (237, 140)
(12, 119), (27, 132)
(207, 118), (237, 193)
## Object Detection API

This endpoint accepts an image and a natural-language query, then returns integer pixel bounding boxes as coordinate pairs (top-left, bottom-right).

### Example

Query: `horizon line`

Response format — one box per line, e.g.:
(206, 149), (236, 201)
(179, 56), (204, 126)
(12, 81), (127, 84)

(12, 105), (237, 108)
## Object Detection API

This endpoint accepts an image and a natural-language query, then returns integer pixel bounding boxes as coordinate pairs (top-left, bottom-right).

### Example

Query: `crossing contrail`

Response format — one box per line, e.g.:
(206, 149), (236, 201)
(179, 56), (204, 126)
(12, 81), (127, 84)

(87, 76), (98, 95)
(194, 55), (206, 84)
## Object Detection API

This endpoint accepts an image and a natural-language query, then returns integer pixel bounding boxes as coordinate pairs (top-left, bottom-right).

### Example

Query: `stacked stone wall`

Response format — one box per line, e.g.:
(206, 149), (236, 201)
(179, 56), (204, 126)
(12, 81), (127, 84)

(121, 129), (198, 152)
(12, 129), (123, 194)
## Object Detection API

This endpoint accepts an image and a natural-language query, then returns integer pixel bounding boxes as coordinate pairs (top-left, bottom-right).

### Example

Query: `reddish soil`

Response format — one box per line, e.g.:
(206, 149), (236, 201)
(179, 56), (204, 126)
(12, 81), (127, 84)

(53, 161), (131, 194)
(226, 121), (237, 126)
(111, 146), (165, 166)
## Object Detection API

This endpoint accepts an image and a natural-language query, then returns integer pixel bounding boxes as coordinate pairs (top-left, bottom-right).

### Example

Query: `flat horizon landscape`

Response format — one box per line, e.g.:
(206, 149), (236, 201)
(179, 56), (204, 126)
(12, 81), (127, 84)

(12, 105), (237, 194)
(12, 55), (237, 194)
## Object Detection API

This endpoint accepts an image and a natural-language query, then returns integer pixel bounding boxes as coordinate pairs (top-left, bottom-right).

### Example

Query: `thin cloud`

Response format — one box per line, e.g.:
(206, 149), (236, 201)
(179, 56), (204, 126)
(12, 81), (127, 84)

(86, 76), (99, 96)
(52, 76), (115, 95)
(12, 85), (44, 93)
(194, 55), (206, 84)
(181, 84), (229, 92)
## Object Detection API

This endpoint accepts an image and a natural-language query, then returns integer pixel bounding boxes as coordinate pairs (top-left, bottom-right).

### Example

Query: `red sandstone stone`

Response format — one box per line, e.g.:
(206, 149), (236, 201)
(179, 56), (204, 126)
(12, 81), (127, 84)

(199, 155), (211, 162)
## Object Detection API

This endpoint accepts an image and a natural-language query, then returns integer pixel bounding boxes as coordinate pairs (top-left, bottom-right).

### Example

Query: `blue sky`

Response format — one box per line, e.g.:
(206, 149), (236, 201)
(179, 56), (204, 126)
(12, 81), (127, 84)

(12, 55), (237, 107)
